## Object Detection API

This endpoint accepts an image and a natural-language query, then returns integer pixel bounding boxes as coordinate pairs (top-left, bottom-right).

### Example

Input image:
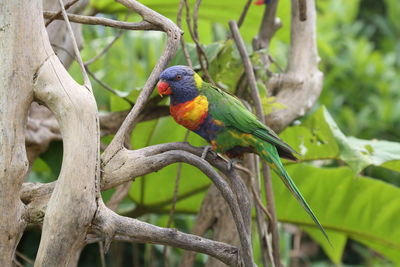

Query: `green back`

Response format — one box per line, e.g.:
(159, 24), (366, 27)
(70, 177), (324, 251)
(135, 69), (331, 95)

(200, 82), (297, 155)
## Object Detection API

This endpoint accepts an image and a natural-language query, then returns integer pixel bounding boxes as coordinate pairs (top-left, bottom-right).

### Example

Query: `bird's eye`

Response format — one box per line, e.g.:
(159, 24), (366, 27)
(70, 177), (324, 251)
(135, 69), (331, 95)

(175, 75), (182, 81)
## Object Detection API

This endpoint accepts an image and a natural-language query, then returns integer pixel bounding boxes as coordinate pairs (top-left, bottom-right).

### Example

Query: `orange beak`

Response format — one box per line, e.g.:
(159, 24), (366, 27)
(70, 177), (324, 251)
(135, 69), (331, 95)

(157, 80), (172, 97)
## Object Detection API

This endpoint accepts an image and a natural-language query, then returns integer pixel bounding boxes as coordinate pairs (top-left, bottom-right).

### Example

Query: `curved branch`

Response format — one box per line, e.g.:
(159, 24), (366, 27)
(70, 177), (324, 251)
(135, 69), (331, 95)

(93, 207), (240, 266)
(22, 143), (254, 265)
(32, 3), (100, 260)
(43, 11), (162, 31)
(103, 0), (182, 160)
(102, 148), (252, 266)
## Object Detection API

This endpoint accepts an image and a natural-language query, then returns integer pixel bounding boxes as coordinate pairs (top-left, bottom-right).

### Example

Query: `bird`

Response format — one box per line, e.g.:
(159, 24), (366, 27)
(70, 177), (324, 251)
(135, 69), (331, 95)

(157, 65), (329, 241)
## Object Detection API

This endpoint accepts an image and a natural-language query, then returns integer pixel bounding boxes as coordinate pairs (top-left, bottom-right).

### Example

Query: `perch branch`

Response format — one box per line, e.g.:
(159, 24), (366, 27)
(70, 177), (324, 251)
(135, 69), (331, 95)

(22, 142), (256, 265)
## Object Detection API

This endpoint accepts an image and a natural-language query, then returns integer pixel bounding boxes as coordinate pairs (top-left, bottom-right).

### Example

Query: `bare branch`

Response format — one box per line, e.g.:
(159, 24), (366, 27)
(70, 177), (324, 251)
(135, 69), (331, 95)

(45, 0), (79, 27)
(253, 0), (281, 50)
(58, 0), (91, 89)
(22, 142), (256, 265)
(183, 0), (216, 85)
(163, 131), (189, 265)
(43, 11), (162, 31)
(230, 20), (281, 266)
(177, 0), (193, 67)
(86, 68), (134, 106)
(266, 0), (323, 132)
(93, 208), (240, 266)
(84, 30), (124, 66)
(237, 0), (253, 28)
(102, 0), (182, 158)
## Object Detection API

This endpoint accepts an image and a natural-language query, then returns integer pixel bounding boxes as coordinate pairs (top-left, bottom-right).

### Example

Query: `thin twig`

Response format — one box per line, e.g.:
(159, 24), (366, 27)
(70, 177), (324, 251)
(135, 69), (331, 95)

(230, 20), (282, 267)
(263, 165), (281, 266)
(15, 251), (35, 265)
(43, 11), (162, 31)
(58, 0), (91, 90)
(99, 241), (107, 267)
(163, 130), (190, 267)
(86, 68), (134, 106)
(85, 30), (124, 66)
(177, 0), (193, 67)
(237, 0), (253, 28)
(45, 0), (80, 27)
(248, 155), (274, 267)
(183, 0), (216, 85)
(106, 182), (133, 211)
(251, 181), (272, 221)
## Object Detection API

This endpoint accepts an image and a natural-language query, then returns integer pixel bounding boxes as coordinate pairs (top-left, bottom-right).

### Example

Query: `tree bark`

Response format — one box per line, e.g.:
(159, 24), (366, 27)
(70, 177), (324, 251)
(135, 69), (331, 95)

(0, 0), (41, 264)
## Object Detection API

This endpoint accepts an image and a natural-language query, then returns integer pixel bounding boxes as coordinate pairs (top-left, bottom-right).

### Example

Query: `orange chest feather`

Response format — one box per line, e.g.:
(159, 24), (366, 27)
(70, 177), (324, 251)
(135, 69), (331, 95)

(170, 95), (209, 130)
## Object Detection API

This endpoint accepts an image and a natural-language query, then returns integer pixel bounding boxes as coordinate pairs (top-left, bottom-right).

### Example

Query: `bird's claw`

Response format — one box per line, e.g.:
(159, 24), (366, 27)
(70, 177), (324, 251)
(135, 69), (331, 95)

(201, 145), (217, 159)
(227, 158), (242, 172)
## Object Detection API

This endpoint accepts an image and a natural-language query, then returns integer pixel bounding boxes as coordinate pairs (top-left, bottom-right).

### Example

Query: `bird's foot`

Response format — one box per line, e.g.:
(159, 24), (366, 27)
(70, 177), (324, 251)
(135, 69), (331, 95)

(201, 145), (217, 159)
(227, 158), (243, 172)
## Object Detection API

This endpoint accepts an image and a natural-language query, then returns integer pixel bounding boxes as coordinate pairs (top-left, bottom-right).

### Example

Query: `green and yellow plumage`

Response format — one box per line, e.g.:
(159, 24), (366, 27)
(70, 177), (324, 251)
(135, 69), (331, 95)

(158, 65), (329, 242)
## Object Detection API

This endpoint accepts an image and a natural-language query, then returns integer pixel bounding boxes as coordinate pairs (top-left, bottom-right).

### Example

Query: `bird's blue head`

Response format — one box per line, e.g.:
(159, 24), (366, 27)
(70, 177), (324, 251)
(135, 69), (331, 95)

(157, 65), (203, 104)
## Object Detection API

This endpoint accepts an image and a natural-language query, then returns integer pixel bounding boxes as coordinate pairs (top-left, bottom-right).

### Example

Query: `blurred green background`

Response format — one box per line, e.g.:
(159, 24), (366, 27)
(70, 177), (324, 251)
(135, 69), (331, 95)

(22, 0), (400, 266)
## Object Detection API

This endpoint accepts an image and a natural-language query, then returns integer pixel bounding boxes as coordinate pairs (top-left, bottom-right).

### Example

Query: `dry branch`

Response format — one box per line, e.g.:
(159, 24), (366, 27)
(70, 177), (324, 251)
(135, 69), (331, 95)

(266, 0), (323, 132)
(93, 208), (240, 266)
(43, 11), (162, 31)
(230, 20), (281, 266)
(103, 0), (182, 157)
(21, 142), (254, 265)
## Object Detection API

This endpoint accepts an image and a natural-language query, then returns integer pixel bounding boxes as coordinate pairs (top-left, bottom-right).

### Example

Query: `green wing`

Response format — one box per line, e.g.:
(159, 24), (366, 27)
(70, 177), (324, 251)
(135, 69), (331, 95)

(201, 82), (330, 242)
(200, 82), (298, 159)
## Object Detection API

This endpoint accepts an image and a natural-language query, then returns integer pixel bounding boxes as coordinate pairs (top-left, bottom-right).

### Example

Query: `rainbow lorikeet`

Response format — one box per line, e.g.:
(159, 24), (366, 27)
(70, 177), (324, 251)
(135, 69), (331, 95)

(157, 65), (328, 240)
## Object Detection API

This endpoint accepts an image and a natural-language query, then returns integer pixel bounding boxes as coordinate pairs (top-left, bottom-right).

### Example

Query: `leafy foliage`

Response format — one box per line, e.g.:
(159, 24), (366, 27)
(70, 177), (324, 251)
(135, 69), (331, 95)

(24, 0), (400, 266)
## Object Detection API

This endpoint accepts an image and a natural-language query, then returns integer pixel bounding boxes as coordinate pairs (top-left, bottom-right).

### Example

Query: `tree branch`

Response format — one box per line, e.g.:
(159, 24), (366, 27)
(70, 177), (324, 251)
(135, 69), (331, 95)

(93, 207), (240, 266)
(22, 142), (256, 265)
(103, 0), (182, 159)
(230, 20), (281, 266)
(266, 0), (323, 132)
(43, 11), (162, 31)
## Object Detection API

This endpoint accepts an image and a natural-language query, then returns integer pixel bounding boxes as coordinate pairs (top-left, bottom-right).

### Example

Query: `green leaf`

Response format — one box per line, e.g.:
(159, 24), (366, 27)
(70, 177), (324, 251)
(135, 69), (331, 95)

(281, 106), (400, 174)
(273, 163), (400, 264)
(302, 227), (346, 265)
(346, 137), (400, 173)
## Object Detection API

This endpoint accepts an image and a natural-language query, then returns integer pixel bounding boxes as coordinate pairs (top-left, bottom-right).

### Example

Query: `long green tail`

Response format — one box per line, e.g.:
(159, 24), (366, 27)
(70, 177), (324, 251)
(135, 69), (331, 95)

(256, 140), (330, 243)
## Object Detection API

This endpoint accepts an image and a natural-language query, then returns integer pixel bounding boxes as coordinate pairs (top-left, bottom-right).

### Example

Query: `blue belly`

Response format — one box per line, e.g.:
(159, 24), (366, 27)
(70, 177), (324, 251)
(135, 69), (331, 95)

(193, 115), (222, 142)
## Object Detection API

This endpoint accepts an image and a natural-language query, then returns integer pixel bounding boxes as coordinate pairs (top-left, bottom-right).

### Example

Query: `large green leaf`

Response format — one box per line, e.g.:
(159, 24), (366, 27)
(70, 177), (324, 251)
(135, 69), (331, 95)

(280, 106), (400, 173)
(272, 163), (400, 264)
